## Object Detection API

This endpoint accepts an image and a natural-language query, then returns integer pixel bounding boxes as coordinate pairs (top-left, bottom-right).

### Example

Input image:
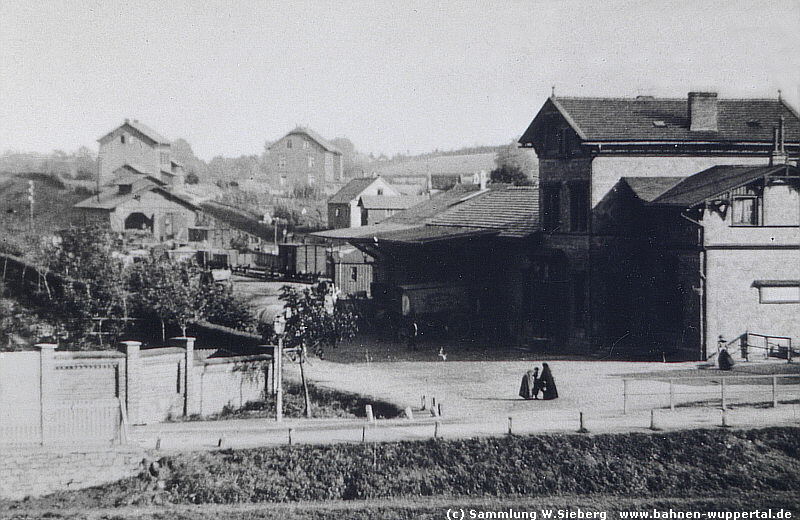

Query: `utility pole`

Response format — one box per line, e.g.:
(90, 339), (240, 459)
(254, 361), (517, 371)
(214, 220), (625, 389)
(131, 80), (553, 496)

(273, 314), (286, 422)
(27, 180), (34, 230)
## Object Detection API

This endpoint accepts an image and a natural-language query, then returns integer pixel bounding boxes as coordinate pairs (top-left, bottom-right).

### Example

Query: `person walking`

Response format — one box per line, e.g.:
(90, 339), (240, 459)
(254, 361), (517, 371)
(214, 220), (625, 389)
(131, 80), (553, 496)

(539, 363), (558, 400)
(519, 367), (539, 400)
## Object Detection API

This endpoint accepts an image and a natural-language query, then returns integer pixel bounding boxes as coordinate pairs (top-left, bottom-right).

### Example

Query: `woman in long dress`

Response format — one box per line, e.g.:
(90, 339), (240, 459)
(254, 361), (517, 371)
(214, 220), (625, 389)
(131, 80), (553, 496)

(518, 367), (539, 399)
(539, 363), (558, 400)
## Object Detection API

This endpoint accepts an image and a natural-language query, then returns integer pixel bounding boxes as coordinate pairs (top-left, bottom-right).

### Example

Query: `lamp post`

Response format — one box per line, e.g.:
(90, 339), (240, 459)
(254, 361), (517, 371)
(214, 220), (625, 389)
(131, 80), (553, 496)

(273, 313), (286, 422)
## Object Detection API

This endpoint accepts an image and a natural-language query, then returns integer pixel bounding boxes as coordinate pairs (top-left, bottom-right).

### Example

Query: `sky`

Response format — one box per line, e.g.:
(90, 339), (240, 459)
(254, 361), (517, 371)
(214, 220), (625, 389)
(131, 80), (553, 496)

(1, 0), (799, 161)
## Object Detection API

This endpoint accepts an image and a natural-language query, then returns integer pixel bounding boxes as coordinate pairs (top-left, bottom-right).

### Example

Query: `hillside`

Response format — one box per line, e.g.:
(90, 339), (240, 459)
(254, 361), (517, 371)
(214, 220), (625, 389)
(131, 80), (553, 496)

(0, 172), (89, 238)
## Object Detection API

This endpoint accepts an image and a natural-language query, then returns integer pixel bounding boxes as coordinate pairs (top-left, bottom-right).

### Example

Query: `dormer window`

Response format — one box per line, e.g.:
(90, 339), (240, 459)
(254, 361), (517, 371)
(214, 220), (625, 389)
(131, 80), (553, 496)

(731, 184), (761, 226)
(118, 184), (132, 195)
(287, 139), (293, 149)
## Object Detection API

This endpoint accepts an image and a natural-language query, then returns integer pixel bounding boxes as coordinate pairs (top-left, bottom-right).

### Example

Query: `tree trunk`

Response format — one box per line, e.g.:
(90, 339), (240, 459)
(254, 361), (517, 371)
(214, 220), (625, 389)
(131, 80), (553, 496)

(161, 319), (166, 342)
(299, 345), (312, 418)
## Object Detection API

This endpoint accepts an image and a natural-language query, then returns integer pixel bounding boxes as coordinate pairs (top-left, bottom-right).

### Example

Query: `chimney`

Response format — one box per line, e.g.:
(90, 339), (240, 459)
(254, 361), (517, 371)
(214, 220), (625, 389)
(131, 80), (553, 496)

(770, 116), (789, 165)
(124, 118), (130, 123)
(688, 92), (718, 132)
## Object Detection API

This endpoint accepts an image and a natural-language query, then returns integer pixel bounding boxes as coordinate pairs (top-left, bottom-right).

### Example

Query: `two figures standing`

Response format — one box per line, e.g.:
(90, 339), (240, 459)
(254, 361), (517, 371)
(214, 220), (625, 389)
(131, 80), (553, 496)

(519, 363), (558, 400)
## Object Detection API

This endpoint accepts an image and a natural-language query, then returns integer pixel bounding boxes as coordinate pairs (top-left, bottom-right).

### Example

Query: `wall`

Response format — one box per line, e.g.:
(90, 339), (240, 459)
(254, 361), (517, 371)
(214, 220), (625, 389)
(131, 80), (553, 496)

(193, 355), (268, 416)
(328, 202), (352, 229)
(110, 190), (197, 241)
(98, 127), (166, 185)
(705, 247), (800, 348)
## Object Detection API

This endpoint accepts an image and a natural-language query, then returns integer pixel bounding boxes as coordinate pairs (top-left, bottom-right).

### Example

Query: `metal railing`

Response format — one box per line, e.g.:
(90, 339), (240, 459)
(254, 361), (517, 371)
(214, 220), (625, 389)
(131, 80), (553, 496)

(622, 373), (800, 414)
(721, 332), (795, 362)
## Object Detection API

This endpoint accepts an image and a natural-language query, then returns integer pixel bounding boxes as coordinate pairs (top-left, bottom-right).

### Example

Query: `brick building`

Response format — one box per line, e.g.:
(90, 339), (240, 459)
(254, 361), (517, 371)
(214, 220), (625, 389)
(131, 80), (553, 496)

(265, 127), (344, 193)
(97, 119), (184, 187)
(518, 92), (800, 358)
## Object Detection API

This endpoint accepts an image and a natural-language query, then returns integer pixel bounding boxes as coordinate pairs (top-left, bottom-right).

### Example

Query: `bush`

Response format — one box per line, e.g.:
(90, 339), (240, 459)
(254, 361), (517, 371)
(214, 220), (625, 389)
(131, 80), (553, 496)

(158, 427), (800, 503)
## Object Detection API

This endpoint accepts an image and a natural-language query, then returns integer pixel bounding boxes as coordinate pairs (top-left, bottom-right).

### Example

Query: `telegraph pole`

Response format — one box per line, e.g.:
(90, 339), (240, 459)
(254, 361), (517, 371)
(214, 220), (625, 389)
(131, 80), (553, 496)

(27, 180), (34, 230)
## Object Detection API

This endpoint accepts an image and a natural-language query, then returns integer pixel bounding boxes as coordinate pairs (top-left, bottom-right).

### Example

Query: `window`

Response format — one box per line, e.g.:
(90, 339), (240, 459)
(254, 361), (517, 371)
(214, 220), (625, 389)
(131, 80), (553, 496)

(377, 188), (383, 196)
(754, 281), (800, 304)
(303, 139), (310, 149)
(120, 135), (126, 144)
(308, 174), (316, 185)
(160, 152), (170, 165)
(558, 128), (570, 157)
(278, 155), (287, 169)
(335, 208), (340, 217)
(542, 184), (561, 232)
(307, 155), (315, 169)
(351, 267), (358, 281)
(287, 139), (293, 149)
(731, 185), (761, 226)
(569, 182), (589, 232)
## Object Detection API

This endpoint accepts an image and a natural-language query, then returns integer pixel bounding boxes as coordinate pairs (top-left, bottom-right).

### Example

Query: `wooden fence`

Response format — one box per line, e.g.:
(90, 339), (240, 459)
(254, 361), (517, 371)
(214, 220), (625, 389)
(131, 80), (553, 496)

(622, 373), (800, 414)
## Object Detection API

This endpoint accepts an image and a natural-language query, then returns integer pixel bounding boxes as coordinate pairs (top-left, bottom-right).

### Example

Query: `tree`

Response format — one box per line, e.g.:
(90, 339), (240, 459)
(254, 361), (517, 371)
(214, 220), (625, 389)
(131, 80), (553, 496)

(274, 282), (358, 417)
(130, 259), (204, 340)
(50, 226), (131, 348)
(490, 164), (534, 186)
(492, 140), (538, 185)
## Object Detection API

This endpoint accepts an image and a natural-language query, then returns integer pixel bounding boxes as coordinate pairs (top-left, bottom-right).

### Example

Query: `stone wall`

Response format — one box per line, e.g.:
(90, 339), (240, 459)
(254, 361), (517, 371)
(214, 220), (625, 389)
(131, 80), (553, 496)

(0, 446), (144, 500)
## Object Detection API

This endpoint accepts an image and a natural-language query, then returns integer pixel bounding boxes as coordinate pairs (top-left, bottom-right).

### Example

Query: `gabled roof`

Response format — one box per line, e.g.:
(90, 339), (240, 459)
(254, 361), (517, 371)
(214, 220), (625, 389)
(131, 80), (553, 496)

(98, 120), (171, 146)
(74, 178), (196, 211)
(428, 186), (539, 238)
(520, 96), (800, 145)
(328, 177), (385, 204)
(651, 164), (799, 207)
(270, 127), (342, 154)
(621, 177), (684, 202)
(359, 195), (427, 210)
(383, 184), (482, 224)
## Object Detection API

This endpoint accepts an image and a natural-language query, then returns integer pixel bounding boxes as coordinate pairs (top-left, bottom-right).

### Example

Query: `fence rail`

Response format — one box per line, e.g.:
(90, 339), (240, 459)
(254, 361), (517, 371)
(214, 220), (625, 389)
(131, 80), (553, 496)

(721, 332), (795, 362)
(622, 373), (800, 414)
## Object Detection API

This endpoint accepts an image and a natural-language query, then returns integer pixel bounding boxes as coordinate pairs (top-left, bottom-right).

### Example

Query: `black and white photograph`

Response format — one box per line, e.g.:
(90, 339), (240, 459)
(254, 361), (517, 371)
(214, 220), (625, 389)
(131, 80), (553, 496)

(0, 0), (799, 518)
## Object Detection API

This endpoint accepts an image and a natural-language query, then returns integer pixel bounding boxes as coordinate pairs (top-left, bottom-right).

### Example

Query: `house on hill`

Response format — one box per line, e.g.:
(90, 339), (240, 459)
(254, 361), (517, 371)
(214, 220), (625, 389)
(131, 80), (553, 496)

(265, 127), (344, 193)
(97, 119), (183, 187)
(518, 91), (800, 359)
(327, 177), (400, 229)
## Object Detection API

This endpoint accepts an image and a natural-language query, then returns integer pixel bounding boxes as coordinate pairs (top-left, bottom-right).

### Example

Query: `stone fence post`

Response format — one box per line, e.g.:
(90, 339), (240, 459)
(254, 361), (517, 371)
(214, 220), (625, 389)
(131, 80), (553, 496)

(35, 343), (57, 445)
(170, 337), (196, 417)
(120, 341), (141, 425)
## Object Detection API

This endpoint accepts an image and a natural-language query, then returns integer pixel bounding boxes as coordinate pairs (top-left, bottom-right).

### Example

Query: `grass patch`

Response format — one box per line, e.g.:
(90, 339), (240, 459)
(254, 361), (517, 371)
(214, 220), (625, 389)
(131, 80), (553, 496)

(175, 381), (403, 421)
(8, 427), (799, 510)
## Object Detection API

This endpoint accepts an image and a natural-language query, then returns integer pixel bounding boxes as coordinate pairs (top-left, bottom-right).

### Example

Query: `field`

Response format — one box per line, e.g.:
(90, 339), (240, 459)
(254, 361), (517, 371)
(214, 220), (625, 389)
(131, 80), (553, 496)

(1, 427), (798, 519)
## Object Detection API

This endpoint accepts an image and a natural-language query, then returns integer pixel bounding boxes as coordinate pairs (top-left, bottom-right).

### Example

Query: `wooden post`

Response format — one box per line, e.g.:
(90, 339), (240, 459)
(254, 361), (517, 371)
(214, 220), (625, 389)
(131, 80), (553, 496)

(437, 403), (443, 417)
(366, 404), (375, 423)
(623, 379), (628, 415)
(721, 377), (726, 411)
(720, 409), (730, 428)
(217, 435), (225, 448)
(772, 376), (778, 408)
(434, 421), (440, 439)
(421, 395), (426, 410)
(155, 437), (161, 450)
(361, 425), (366, 443)
(649, 409), (660, 431)
(507, 417), (513, 436)
(669, 379), (675, 411)
(276, 337), (283, 423)
(288, 428), (294, 445)
(578, 411), (588, 433)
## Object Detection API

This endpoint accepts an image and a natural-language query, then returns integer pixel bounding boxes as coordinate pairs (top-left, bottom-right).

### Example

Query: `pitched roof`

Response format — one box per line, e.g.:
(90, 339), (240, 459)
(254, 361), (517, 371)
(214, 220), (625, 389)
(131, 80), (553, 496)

(428, 185), (539, 238)
(621, 177), (684, 202)
(363, 225), (497, 245)
(270, 127), (342, 154)
(383, 184), (482, 224)
(327, 177), (382, 204)
(359, 195), (427, 210)
(521, 96), (800, 144)
(97, 120), (171, 146)
(651, 164), (798, 207)
(74, 178), (195, 210)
